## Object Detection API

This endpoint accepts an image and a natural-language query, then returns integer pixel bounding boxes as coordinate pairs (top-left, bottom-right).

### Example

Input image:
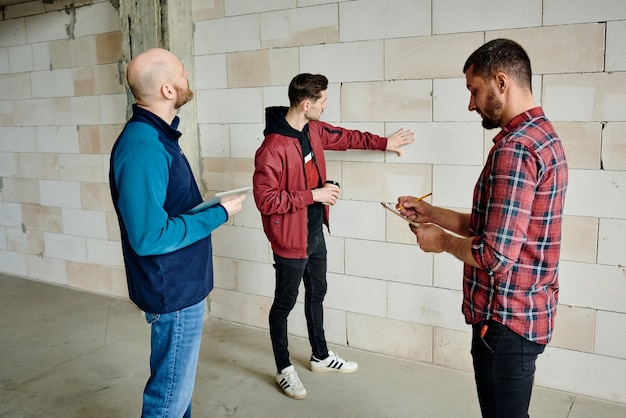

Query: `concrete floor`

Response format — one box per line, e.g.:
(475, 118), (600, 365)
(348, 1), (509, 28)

(1, 273), (626, 418)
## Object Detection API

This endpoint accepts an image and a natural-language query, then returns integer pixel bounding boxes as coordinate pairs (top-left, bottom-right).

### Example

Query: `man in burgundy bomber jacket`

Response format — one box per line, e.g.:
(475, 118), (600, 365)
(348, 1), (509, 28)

(253, 73), (414, 399)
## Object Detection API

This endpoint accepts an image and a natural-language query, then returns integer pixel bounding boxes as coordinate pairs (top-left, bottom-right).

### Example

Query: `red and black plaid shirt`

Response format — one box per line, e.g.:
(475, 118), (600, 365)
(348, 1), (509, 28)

(464, 107), (568, 344)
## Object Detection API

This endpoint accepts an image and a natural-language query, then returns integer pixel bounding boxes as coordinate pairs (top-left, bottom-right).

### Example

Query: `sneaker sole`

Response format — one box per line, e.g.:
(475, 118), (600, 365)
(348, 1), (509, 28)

(310, 365), (358, 374)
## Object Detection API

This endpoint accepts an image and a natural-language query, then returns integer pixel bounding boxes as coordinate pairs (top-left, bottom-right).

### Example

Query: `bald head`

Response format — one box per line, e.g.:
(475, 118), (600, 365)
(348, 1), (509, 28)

(125, 48), (193, 120)
(127, 48), (177, 102)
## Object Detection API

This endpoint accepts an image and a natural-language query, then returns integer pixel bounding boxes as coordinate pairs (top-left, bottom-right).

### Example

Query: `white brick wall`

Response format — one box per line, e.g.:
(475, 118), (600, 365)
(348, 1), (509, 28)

(1, 0), (625, 406)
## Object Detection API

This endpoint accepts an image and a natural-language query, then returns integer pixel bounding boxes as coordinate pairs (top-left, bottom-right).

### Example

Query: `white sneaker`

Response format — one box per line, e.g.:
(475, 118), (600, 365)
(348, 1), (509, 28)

(310, 350), (358, 373)
(276, 365), (307, 399)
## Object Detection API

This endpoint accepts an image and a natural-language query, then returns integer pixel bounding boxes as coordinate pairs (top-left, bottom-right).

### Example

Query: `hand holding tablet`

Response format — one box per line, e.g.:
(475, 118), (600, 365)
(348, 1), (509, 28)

(187, 186), (252, 214)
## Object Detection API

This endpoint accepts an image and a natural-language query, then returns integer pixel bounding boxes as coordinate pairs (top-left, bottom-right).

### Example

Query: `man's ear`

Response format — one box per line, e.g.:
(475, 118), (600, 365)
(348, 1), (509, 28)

(301, 99), (311, 111)
(495, 73), (508, 92)
(161, 83), (175, 100)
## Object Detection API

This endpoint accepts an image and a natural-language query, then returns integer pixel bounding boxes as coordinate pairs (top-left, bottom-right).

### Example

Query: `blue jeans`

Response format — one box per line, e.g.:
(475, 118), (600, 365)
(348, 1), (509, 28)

(269, 231), (328, 372)
(471, 320), (545, 418)
(142, 299), (205, 418)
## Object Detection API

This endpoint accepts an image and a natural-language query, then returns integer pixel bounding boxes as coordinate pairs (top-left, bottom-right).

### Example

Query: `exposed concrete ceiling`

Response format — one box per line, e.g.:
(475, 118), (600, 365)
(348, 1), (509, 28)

(0, 0), (35, 7)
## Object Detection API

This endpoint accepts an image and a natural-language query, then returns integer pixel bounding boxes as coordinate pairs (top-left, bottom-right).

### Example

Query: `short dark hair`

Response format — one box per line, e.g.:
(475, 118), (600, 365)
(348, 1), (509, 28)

(463, 39), (532, 91)
(288, 73), (328, 107)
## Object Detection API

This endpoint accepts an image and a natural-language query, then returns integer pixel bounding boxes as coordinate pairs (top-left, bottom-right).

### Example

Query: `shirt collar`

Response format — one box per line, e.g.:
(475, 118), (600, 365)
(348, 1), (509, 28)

(493, 107), (544, 144)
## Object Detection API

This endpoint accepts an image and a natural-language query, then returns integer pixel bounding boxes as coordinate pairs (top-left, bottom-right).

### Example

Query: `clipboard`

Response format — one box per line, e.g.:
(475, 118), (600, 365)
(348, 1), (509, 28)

(380, 202), (420, 227)
(187, 186), (252, 214)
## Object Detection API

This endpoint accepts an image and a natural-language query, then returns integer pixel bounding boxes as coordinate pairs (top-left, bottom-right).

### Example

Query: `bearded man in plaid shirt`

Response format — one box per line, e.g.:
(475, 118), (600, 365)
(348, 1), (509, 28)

(398, 39), (568, 418)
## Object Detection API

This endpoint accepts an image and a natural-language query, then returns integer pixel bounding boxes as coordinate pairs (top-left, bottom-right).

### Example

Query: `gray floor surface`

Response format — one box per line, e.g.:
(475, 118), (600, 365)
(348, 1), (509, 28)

(1, 273), (625, 417)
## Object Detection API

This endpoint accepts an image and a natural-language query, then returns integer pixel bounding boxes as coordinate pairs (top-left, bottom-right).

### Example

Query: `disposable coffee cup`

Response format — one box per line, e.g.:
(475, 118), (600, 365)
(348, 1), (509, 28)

(322, 180), (340, 205)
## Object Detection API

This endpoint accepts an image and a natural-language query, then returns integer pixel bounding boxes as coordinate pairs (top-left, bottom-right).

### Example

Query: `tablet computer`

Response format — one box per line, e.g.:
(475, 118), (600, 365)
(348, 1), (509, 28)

(187, 186), (252, 214)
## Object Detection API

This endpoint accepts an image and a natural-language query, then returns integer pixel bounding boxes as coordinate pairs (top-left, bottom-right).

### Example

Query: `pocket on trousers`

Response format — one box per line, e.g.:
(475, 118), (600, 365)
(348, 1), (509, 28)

(145, 312), (160, 324)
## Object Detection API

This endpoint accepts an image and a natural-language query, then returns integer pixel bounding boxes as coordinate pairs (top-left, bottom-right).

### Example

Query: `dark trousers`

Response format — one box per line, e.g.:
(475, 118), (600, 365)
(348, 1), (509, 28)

(269, 231), (328, 372)
(471, 320), (546, 418)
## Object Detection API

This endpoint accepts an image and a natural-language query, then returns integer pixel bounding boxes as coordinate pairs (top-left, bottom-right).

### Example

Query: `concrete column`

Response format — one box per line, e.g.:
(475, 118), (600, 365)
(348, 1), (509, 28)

(118, 0), (201, 185)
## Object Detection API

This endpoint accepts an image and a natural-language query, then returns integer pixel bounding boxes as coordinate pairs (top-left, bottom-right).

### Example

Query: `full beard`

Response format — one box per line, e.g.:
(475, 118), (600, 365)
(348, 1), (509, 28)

(175, 85), (194, 109)
(480, 88), (503, 130)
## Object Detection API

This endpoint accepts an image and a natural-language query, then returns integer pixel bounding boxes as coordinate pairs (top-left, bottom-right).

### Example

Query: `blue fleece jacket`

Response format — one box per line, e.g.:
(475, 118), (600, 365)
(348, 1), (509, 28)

(109, 105), (227, 313)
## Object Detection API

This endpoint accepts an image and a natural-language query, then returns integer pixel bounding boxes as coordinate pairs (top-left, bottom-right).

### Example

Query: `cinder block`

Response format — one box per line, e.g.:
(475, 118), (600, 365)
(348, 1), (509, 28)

(348, 312), (434, 363)
(36, 126), (79, 154)
(607, 21), (626, 71)
(235, 259), (275, 297)
(300, 40), (384, 83)
(552, 122), (601, 170)
(386, 122), (484, 166)
(325, 272), (387, 317)
(195, 54), (228, 90)
(1, 178), (39, 204)
(342, 161), (429, 203)
(433, 327), (473, 372)
(564, 169), (626, 219)
(17, 153), (58, 180)
(194, 15), (260, 55)
(25, 11), (68, 43)
(22, 203), (62, 233)
(434, 78), (482, 122)
(342, 80), (432, 122)
(386, 33), (483, 80)
(543, 72), (626, 122)
(62, 208), (107, 239)
(486, 23), (605, 74)
(325, 234), (345, 274)
(73, 2), (120, 37)
(14, 99), (55, 126)
(0, 153), (17, 176)
(0, 73), (31, 100)
(433, 253), (464, 291)
(595, 310), (626, 359)
(8, 44), (33, 72)
(560, 215), (598, 263)
(208, 287), (272, 329)
(39, 180), (81, 209)
(212, 256), (237, 291)
(44, 231), (87, 262)
(0, 249), (27, 276)
(550, 304), (595, 352)
(602, 122), (626, 170)
(537, 346), (626, 404)
(0, 19), (26, 48)
(6, 227), (43, 254)
(558, 261), (626, 314)
(94, 63), (125, 95)
(196, 87), (263, 123)
(192, 0), (224, 21)
(212, 224), (272, 264)
(432, 165), (483, 210)
(544, 0), (626, 25)
(26, 253), (67, 284)
(388, 282), (467, 331)
(199, 123), (229, 158)
(227, 48), (298, 88)
(340, 0), (430, 42)
(230, 123), (271, 159)
(328, 200), (386, 241)
(598, 218), (626, 266)
(86, 238), (124, 267)
(434, 0), (542, 34)
(345, 238), (433, 286)
(260, 4), (338, 49)
(58, 154), (105, 182)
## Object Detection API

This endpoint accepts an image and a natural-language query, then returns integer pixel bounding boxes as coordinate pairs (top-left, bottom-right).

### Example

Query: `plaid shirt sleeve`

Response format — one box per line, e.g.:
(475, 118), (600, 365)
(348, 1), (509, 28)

(465, 109), (568, 344)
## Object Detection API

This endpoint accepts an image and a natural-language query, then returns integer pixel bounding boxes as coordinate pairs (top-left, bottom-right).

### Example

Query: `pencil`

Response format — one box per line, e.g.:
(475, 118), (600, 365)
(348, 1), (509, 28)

(397, 192), (432, 211)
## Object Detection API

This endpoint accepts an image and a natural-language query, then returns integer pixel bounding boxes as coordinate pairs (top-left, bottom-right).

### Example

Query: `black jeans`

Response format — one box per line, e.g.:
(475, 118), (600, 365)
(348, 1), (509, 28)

(471, 320), (546, 418)
(269, 231), (328, 372)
